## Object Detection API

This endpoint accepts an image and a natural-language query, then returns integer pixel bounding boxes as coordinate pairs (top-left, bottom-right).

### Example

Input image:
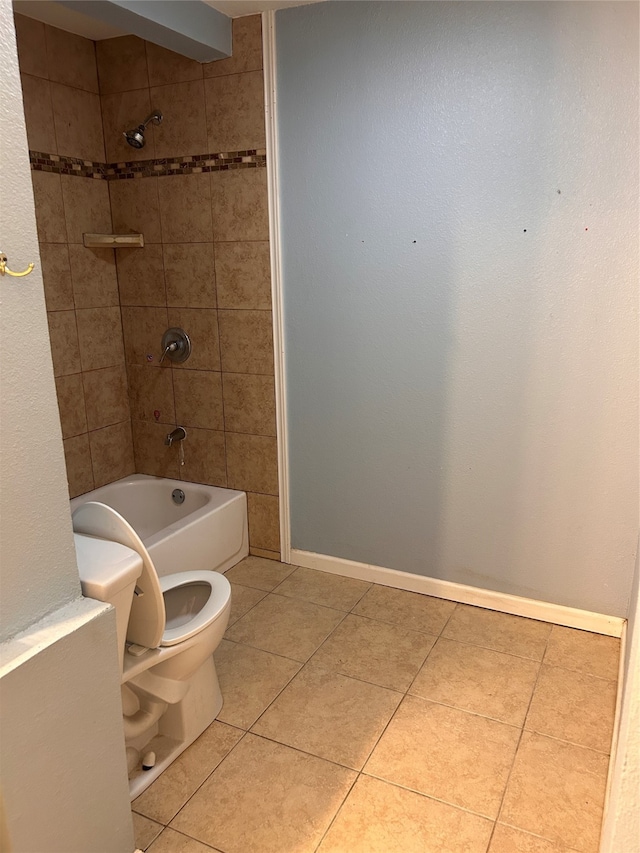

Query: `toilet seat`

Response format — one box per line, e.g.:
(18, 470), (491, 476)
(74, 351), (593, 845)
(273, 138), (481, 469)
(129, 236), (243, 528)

(160, 571), (231, 647)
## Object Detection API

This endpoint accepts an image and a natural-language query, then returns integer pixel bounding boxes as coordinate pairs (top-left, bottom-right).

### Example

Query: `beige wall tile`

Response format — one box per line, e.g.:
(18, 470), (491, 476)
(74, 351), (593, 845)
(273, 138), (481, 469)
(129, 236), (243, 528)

(312, 614), (436, 692)
(63, 433), (94, 497)
(55, 374), (87, 438)
(39, 244), (73, 311)
(170, 734), (356, 853)
(76, 306), (125, 371)
(121, 306), (169, 366)
(273, 566), (371, 612)
(128, 364), (175, 424)
(101, 89), (154, 162)
(223, 556), (294, 591)
(501, 731), (608, 852)
(83, 365), (130, 431)
(31, 171), (66, 243)
(249, 547), (281, 561)
(151, 80), (207, 159)
(164, 243), (216, 308)
(205, 71), (265, 152)
(45, 24), (99, 92)
(226, 433), (278, 495)
(225, 594), (344, 662)
(110, 178), (162, 243)
(133, 721), (241, 825)
(47, 310), (81, 376)
(215, 241), (271, 310)
(167, 308), (220, 371)
(442, 604), (552, 661)
(68, 246), (119, 308)
(20, 74), (56, 153)
(489, 825), (576, 853)
(96, 35), (148, 94)
(89, 420), (135, 488)
(366, 696), (520, 819)
(211, 168), (269, 241)
(51, 84), (104, 161)
(116, 244), (166, 307)
(543, 626), (620, 680)
(158, 173), (213, 242)
(410, 637), (540, 726)
(61, 176), (112, 244)
(180, 427), (226, 487)
(353, 584), (456, 636)
(218, 310), (273, 375)
(318, 775), (493, 853)
(227, 582), (267, 627)
(174, 369), (223, 430)
(247, 492), (280, 553)
(525, 664), (617, 752)
(203, 16), (262, 78)
(14, 14), (49, 79)
(252, 663), (402, 769)
(222, 373), (275, 435)
(214, 640), (300, 730)
(132, 419), (180, 479)
(146, 42), (203, 86)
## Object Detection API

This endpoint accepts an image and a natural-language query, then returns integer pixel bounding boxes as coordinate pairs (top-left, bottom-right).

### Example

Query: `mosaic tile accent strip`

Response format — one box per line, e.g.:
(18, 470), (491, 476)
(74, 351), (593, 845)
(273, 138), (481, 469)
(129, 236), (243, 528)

(30, 150), (267, 180)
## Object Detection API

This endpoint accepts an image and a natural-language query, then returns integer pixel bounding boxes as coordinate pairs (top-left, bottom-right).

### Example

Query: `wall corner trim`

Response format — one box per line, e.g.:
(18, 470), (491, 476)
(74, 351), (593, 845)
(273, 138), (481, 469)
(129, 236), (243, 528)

(289, 548), (625, 638)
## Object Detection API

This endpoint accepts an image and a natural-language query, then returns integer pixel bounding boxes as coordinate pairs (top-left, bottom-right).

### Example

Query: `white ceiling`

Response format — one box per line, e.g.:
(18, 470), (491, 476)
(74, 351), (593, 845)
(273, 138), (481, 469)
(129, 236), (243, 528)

(13, 0), (323, 40)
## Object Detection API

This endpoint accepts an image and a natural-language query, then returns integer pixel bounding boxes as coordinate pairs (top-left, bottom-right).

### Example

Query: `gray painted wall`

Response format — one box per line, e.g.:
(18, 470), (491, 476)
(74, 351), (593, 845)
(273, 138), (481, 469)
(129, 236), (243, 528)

(276, 1), (638, 616)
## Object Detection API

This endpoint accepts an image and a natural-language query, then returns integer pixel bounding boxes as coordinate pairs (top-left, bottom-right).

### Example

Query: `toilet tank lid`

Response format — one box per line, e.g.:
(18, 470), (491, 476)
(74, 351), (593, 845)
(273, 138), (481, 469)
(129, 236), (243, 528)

(74, 533), (143, 601)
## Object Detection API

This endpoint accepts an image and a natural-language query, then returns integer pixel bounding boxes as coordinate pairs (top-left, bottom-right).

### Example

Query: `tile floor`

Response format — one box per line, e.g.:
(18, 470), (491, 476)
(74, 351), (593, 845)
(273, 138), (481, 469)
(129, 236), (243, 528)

(132, 556), (620, 853)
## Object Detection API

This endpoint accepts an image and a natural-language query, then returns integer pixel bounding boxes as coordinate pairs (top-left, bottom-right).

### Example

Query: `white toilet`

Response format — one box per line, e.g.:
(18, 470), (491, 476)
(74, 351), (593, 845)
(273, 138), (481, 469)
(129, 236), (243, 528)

(72, 501), (231, 798)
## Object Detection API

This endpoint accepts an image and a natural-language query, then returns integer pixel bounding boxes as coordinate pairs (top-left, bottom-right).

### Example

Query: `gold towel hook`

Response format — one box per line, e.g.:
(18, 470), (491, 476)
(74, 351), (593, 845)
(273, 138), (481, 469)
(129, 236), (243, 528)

(0, 252), (35, 278)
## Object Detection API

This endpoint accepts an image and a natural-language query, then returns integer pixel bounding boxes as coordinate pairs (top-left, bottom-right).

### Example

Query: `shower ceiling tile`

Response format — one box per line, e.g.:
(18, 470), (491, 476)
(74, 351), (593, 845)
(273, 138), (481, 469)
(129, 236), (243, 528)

(20, 74), (56, 153)
(51, 83), (104, 162)
(204, 70), (265, 153)
(151, 80), (207, 160)
(211, 167), (268, 242)
(101, 89), (154, 163)
(96, 35), (148, 95)
(203, 15), (262, 79)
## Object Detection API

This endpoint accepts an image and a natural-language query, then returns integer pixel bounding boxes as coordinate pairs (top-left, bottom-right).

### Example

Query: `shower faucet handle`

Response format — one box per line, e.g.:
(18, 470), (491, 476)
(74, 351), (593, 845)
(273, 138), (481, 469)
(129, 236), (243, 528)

(159, 341), (178, 363)
(159, 328), (191, 364)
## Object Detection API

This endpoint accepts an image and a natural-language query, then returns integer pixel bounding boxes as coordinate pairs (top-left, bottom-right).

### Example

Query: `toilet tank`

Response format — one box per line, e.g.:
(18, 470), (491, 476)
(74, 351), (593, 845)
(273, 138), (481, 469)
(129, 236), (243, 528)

(74, 533), (143, 671)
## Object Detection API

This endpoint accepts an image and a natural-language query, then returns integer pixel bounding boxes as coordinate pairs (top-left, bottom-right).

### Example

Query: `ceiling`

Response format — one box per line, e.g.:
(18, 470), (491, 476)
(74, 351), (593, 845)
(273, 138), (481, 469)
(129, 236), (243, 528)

(13, 0), (323, 41)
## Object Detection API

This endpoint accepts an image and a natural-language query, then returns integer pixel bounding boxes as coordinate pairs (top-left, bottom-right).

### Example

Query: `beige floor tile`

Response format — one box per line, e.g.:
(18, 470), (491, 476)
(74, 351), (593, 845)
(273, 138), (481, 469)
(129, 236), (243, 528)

(170, 734), (356, 853)
(224, 556), (295, 591)
(225, 594), (345, 662)
(365, 696), (520, 818)
(500, 731), (608, 852)
(543, 626), (620, 680)
(148, 828), (222, 853)
(410, 637), (540, 725)
(311, 613), (436, 692)
(275, 566), (372, 611)
(133, 721), (243, 824)
(214, 639), (301, 729)
(353, 585), (456, 635)
(132, 812), (163, 850)
(525, 665), (616, 753)
(489, 824), (579, 852)
(251, 663), (402, 769)
(227, 582), (267, 627)
(318, 774), (493, 853)
(442, 605), (552, 660)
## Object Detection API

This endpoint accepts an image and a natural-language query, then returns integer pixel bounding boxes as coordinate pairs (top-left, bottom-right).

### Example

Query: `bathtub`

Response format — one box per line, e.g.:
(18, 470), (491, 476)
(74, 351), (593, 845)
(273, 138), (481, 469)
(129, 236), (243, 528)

(70, 474), (248, 577)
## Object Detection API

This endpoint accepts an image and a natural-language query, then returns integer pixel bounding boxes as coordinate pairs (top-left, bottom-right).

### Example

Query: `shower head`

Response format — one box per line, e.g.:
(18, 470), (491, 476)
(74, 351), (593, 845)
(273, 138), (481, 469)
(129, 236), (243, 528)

(123, 111), (163, 149)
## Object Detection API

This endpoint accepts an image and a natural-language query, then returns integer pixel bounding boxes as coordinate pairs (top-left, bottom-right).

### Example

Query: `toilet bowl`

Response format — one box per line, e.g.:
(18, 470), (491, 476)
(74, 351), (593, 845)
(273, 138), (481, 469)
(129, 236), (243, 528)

(72, 501), (231, 798)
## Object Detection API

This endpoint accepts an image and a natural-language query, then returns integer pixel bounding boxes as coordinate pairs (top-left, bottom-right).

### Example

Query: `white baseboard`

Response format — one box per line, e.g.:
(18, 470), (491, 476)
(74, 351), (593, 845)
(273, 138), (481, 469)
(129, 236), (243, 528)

(290, 548), (624, 638)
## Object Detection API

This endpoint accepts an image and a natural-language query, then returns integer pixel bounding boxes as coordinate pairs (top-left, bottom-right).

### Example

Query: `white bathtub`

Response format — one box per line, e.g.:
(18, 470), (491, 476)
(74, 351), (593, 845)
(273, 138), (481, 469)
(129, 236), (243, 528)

(70, 474), (248, 577)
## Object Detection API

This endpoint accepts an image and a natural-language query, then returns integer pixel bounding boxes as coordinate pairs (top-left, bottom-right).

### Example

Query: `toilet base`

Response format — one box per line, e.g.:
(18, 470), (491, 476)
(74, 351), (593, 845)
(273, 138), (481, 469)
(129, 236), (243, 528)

(127, 655), (223, 800)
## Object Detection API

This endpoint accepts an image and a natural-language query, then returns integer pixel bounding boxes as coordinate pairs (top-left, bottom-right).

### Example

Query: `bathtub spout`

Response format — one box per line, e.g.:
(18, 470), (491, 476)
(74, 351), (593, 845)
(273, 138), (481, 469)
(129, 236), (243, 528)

(165, 426), (187, 446)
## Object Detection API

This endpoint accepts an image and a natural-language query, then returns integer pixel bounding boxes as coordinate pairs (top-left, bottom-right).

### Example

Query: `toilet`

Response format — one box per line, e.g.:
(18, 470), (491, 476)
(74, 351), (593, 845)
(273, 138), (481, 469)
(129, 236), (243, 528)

(72, 501), (231, 798)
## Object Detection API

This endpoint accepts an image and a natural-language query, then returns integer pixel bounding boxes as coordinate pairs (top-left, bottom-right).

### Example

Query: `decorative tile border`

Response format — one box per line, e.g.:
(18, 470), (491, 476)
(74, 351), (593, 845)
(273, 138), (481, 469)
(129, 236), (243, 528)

(29, 150), (267, 180)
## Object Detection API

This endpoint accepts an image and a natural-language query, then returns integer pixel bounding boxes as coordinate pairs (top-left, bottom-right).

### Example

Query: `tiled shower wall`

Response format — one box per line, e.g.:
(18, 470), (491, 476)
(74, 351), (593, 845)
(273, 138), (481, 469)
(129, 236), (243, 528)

(15, 13), (134, 495)
(15, 13), (280, 558)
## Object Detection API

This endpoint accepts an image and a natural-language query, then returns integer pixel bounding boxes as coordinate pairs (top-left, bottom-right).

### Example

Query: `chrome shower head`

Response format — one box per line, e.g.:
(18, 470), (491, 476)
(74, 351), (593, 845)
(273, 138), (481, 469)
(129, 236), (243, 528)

(123, 111), (163, 149)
